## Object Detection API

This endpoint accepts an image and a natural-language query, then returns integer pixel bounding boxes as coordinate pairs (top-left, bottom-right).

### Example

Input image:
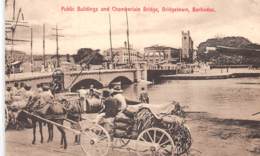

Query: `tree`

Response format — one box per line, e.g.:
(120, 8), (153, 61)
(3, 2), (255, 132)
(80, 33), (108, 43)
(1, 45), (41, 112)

(73, 48), (105, 65)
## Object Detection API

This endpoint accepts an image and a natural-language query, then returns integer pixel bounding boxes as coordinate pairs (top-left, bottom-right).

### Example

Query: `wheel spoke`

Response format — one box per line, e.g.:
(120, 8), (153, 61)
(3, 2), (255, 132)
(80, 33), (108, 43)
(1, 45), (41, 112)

(160, 140), (171, 147)
(154, 130), (156, 143)
(158, 133), (165, 144)
(139, 136), (148, 142)
(146, 131), (153, 142)
(135, 128), (175, 156)
(98, 129), (103, 136)
(159, 148), (170, 156)
(81, 125), (111, 156)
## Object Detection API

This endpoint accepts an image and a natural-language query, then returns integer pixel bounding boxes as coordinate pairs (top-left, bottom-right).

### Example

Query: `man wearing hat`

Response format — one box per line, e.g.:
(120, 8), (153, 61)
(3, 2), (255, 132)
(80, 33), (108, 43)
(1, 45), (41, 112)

(16, 82), (26, 97)
(5, 86), (12, 105)
(34, 85), (54, 115)
(22, 84), (34, 107)
(11, 82), (19, 96)
(12, 83), (33, 109)
(111, 85), (127, 113)
(95, 90), (120, 136)
(24, 84), (33, 97)
(77, 86), (87, 112)
(86, 84), (95, 98)
(102, 90), (121, 118)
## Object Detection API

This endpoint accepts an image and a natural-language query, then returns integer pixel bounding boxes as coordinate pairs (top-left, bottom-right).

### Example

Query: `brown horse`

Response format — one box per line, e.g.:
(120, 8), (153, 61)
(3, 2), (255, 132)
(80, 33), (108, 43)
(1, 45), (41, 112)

(44, 98), (83, 145)
(26, 96), (68, 149)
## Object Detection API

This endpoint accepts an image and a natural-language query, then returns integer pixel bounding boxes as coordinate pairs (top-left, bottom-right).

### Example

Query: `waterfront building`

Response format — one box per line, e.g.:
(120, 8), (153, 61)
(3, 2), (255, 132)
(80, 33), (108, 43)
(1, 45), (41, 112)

(144, 45), (180, 65)
(181, 31), (194, 62)
(103, 42), (143, 65)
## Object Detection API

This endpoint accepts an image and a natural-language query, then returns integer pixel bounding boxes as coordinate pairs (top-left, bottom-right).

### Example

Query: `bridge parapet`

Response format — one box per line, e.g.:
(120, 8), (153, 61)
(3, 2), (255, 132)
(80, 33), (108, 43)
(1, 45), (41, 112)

(6, 68), (147, 91)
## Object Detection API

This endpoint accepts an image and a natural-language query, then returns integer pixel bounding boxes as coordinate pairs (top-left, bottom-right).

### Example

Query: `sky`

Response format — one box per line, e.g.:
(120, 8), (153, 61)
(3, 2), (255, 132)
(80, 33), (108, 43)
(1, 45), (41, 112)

(5, 0), (260, 55)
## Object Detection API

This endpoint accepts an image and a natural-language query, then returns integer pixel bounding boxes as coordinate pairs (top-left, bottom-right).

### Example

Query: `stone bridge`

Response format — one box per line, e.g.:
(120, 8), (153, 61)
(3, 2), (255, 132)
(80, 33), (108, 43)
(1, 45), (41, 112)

(6, 69), (147, 91)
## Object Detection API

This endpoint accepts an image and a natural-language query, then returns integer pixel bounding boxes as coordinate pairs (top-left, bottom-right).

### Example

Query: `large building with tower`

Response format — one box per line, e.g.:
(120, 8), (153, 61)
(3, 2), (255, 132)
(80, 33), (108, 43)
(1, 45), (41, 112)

(181, 31), (194, 62)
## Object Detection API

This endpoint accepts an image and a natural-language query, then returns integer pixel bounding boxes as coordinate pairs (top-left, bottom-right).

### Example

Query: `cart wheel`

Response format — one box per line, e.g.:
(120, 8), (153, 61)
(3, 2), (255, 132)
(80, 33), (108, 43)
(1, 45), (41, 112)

(5, 107), (9, 130)
(113, 138), (131, 148)
(81, 124), (111, 156)
(174, 126), (192, 155)
(135, 127), (175, 156)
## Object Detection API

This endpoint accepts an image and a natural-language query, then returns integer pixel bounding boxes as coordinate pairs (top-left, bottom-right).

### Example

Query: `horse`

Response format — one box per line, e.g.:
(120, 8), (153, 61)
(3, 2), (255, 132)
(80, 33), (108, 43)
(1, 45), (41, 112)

(46, 98), (83, 145)
(61, 98), (83, 144)
(26, 96), (68, 149)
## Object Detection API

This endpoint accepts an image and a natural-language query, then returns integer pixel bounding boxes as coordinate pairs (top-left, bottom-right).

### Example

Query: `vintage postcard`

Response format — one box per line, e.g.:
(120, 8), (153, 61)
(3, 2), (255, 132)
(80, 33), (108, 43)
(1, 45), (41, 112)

(4, 0), (260, 156)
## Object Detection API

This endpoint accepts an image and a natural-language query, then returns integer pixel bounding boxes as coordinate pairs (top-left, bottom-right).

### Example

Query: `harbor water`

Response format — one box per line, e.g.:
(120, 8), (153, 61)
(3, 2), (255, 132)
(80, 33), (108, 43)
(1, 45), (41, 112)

(123, 77), (260, 120)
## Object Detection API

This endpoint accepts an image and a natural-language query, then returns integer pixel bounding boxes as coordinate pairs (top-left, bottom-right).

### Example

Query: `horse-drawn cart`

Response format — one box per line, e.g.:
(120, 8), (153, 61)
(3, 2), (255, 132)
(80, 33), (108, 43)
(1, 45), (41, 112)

(79, 103), (192, 156)
(21, 95), (191, 156)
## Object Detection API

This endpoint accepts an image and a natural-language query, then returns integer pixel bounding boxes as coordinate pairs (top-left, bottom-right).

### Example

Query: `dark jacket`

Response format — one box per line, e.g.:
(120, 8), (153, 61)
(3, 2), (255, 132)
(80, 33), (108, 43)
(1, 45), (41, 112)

(103, 97), (121, 118)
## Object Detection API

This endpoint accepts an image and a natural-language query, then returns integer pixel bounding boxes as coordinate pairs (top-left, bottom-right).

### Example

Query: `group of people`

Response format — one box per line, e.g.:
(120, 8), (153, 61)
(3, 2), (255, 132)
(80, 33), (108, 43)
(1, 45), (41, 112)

(5, 80), (150, 129)
(5, 82), (54, 129)
(77, 84), (101, 112)
(6, 82), (54, 117)
(6, 82), (34, 109)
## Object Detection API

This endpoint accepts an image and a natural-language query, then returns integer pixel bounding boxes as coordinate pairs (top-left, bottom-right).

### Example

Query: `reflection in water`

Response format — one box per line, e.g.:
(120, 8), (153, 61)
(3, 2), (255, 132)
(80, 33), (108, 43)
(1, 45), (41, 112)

(123, 78), (260, 120)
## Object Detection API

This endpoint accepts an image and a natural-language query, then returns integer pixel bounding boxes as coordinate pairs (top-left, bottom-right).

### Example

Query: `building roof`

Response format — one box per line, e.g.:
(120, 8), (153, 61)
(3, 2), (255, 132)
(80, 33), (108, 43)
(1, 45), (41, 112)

(144, 45), (179, 51)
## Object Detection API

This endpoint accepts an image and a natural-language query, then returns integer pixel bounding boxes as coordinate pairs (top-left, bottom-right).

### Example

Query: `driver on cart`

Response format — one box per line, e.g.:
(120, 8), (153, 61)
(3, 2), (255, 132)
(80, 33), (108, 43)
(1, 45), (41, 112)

(111, 86), (127, 113)
(95, 89), (121, 136)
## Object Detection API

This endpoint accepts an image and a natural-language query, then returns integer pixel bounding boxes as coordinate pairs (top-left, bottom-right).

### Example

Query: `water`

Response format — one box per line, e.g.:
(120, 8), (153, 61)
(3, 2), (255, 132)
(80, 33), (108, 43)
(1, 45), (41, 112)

(123, 77), (260, 120)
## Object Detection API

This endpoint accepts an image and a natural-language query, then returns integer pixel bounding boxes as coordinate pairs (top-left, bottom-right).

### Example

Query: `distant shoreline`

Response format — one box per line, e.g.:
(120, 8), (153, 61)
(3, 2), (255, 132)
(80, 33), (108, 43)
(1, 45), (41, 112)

(161, 70), (260, 80)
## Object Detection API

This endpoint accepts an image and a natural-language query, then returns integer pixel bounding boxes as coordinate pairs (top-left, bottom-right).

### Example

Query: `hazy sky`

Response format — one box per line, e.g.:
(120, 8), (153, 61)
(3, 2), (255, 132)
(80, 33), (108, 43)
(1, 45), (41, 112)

(5, 0), (260, 55)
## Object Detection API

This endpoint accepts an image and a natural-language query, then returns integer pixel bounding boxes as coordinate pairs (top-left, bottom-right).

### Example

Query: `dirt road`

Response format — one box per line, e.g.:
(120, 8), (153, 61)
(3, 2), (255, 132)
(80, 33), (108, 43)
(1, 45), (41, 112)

(5, 113), (260, 156)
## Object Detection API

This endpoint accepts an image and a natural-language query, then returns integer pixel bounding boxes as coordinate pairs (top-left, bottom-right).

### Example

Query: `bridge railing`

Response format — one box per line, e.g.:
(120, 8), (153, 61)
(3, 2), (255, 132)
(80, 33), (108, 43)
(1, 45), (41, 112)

(148, 65), (176, 70)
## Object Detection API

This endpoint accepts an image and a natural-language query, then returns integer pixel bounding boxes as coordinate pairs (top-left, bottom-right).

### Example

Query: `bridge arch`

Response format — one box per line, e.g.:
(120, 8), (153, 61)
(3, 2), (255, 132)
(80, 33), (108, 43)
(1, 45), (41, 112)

(70, 79), (103, 92)
(108, 76), (133, 87)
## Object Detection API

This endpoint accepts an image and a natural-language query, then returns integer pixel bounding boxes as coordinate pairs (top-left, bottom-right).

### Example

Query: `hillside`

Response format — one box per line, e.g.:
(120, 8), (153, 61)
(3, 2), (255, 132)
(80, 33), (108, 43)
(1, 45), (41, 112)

(197, 36), (252, 54)
(197, 36), (260, 65)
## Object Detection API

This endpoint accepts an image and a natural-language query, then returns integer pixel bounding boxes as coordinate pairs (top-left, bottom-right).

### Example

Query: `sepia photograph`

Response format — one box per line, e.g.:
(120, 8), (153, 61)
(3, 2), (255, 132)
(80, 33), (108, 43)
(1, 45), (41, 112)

(4, 0), (260, 155)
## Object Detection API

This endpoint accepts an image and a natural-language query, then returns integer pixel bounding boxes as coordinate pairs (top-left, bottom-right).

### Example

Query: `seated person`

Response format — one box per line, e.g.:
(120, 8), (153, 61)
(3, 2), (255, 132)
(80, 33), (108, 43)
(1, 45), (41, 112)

(95, 90), (121, 136)
(98, 90), (121, 119)
(111, 86), (127, 113)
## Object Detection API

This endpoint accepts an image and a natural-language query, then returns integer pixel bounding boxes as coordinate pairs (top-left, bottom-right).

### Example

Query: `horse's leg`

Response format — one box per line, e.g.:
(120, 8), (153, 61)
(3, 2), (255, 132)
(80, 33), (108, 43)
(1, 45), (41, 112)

(56, 120), (67, 149)
(39, 121), (43, 143)
(77, 134), (81, 144)
(74, 134), (80, 144)
(47, 123), (50, 143)
(47, 123), (51, 142)
(63, 127), (67, 149)
(32, 118), (36, 144)
(74, 134), (77, 144)
(47, 123), (53, 143)
(50, 124), (54, 141)
(77, 116), (81, 144)
(59, 125), (63, 146)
